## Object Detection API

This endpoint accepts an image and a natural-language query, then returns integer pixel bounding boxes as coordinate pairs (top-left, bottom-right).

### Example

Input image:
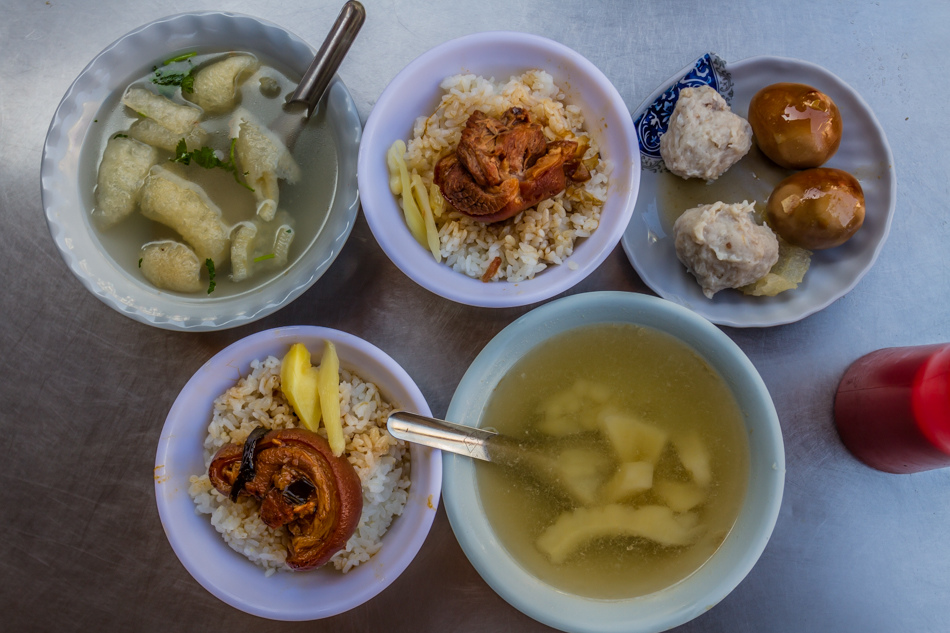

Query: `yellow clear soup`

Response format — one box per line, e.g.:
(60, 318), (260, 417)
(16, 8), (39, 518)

(475, 323), (749, 599)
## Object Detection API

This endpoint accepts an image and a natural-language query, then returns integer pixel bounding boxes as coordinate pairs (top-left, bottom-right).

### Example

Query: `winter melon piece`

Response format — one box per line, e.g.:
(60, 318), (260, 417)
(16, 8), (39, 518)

(536, 504), (700, 564)
(600, 412), (668, 464)
(599, 462), (653, 503)
(673, 432), (712, 486)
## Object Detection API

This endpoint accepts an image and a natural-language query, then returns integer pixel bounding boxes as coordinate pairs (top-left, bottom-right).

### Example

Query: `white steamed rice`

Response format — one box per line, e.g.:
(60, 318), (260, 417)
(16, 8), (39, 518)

(188, 355), (410, 575)
(401, 69), (612, 282)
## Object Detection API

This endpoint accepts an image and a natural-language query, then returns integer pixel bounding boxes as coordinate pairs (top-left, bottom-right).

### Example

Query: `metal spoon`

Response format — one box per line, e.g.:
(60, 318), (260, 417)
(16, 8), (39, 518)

(388, 410), (554, 469)
(387, 410), (595, 503)
(287, 0), (365, 117)
(273, 1), (365, 146)
(387, 410), (505, 462)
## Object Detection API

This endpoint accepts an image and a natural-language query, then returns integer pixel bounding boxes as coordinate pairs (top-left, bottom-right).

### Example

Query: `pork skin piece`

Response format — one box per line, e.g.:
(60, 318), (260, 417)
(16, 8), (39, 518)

(209, 427), (363, 570)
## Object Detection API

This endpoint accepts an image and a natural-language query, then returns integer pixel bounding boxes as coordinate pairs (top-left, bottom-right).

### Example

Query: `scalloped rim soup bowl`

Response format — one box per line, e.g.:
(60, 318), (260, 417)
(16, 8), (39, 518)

(358, 31), (640, 308)
(443, 291), (785, 633)
(41, 12), (362, 330)
(154, 326), (441, 620)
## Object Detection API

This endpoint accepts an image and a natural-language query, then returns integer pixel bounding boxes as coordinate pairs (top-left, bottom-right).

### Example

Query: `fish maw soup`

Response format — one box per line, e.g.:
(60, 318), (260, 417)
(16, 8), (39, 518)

(81, 50), (338, 297)
(475, 323), (750, 599)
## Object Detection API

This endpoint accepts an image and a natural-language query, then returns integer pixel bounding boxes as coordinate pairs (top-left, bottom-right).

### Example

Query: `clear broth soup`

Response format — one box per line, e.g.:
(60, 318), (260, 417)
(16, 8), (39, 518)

(79, 50), (338, 298)
(476, 323), (750, 599)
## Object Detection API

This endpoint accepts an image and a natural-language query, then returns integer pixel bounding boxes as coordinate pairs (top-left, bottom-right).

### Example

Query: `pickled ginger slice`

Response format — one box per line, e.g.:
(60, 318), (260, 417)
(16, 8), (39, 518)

(139, 240), (203, 293)
(128, 117), (208, 153)
(122, 86), (201, 136)
(536, 504), (701, 564)
(93, 136), (159, 229)
(599, 412), (668, 464)
(230, 107), (301, 221)
(140, 165), (230, 265)
(186, 54), (260, 114)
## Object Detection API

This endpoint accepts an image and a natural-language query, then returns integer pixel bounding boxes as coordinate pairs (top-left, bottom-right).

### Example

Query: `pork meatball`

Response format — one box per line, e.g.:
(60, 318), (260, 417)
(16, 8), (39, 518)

(660, 86), (753, 182)
(674, 200), (779, 299)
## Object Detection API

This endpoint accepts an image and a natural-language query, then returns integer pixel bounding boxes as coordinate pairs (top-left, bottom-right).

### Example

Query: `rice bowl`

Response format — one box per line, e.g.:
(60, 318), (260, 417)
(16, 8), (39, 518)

(395, 70), (611, 282)
(358, 31), (640, 307)
(155, 326), (441, 620)
(188, 355), (410, 575)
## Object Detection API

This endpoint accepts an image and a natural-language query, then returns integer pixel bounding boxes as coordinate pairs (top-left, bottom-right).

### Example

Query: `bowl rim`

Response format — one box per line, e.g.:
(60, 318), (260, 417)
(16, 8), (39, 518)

(358, 30), (640, 308)
(442, 291), (785, 633)
(154, 325), (441, 620)
(41, 11), (362, 331)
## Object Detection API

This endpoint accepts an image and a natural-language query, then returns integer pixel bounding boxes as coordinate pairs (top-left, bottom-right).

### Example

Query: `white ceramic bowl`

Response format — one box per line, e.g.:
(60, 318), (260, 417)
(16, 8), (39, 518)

(41, 12), (362, 330)
(443, 291), (784, 633)
(358, 31), (640, 308)
(154, 326), (441, 620)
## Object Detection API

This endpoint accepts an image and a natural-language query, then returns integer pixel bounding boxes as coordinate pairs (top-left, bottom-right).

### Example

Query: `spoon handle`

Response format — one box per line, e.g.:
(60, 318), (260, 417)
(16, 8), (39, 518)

(289, 1), (366, 116)
(387, 411), (497, 462)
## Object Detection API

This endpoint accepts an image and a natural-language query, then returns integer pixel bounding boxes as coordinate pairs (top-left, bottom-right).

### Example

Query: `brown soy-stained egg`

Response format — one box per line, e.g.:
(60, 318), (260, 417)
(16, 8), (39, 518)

(748, 83), (842, 169)
(766, 167), (865, 250)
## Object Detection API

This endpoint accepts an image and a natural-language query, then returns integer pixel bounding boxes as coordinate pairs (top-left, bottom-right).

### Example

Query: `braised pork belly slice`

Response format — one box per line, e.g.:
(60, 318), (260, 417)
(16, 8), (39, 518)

(434, 108), (591, 223)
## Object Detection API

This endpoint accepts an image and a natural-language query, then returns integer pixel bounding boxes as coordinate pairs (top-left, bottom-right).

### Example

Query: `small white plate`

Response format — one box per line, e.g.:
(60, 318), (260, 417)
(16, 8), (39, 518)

(622, 54), (896, 327)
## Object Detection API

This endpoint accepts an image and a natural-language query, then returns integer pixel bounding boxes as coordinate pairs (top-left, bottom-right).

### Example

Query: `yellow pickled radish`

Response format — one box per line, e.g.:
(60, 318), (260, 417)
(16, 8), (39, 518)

(280, 343), (321, 432)
(317, 341), (344, 456)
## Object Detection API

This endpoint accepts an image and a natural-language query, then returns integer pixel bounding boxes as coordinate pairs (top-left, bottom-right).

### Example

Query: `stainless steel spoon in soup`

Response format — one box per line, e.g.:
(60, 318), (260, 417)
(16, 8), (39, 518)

(273, 0), (365, 146)
(388, 410), (512, 462)
(388, 410), (604, 504)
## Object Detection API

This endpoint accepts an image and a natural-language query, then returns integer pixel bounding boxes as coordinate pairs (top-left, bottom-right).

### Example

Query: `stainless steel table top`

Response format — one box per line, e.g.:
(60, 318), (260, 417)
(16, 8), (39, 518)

(2, 0), (948, 631)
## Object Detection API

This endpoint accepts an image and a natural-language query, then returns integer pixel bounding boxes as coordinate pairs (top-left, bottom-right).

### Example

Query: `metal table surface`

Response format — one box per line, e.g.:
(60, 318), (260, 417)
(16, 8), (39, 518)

(2, 0), (948, 631)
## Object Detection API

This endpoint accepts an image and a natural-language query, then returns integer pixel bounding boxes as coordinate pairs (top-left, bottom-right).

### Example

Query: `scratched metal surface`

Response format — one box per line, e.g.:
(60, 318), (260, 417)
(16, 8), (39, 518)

(1, 0), (948, 631)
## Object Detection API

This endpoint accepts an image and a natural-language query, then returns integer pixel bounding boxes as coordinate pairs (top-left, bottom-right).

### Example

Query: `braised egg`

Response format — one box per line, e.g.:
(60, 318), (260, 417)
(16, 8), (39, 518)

(766, 168), (865, 249)
(749, 83), (842, 169)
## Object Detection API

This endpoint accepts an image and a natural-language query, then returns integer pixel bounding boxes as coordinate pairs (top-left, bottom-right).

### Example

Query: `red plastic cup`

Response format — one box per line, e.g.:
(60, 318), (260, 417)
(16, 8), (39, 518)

(834, 343), (950, 473)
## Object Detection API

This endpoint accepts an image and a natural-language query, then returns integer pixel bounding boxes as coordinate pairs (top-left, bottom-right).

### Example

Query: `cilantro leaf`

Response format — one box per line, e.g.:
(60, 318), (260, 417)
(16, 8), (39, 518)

(170, 139), (255, 192)
(151, 60), (196, 94)
(205, 258), (216, 294)
(163, 52), (197, 65)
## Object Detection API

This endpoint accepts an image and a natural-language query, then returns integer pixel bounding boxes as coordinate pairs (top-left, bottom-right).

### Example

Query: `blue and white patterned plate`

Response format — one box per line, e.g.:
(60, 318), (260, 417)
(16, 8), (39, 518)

(635, 53), (734, 173)
(622, 55), (896, 328)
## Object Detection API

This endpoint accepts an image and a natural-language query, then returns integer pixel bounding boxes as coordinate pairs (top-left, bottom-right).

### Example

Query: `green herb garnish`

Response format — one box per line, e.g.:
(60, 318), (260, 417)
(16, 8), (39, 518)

(151, 60), (196, 94)
(162, 52), (197, 65)
(205, 258), (216, 294)
(113, 133), (128, 139)
(138, 257), (143, 268)
(172, 139), (255, 192)
(253, 253), (276, 263)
